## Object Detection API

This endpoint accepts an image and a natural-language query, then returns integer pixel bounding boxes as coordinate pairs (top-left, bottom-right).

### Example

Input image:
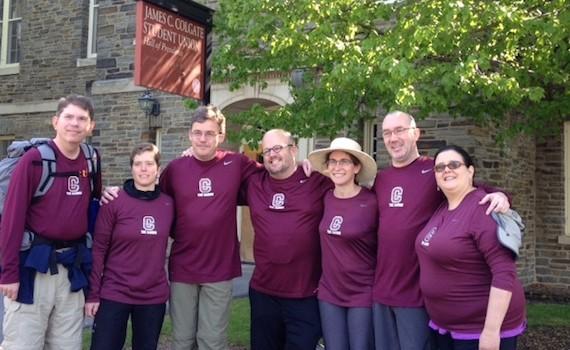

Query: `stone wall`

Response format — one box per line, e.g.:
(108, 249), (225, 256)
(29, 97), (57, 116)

(91, 90), (192, 185)
(95, 1), (136, 81)
(534, 127), (570, 295)
(0, 0), (95, 102)
(90, 0), (196, 186)
(0, 112), (54, 139)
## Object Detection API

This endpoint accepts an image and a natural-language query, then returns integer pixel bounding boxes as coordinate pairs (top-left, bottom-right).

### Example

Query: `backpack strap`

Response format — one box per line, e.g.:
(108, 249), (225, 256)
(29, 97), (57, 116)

(79, 143), (98, 195)
(31, 143), (98, 199)
(34, 144), (57, 197)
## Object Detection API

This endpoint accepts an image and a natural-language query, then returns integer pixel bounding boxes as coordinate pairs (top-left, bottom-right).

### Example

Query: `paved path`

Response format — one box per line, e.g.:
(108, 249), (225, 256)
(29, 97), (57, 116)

(232, 262), (254, 298)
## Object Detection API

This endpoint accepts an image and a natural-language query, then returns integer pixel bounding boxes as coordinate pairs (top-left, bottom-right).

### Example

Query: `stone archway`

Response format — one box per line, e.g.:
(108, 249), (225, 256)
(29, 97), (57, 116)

(219, 97), (282, 263)
(211, 80), (315, 262)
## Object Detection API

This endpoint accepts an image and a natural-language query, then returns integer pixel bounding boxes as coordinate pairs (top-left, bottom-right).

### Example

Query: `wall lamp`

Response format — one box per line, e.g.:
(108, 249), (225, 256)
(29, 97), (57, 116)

(138, 90), (161, 129)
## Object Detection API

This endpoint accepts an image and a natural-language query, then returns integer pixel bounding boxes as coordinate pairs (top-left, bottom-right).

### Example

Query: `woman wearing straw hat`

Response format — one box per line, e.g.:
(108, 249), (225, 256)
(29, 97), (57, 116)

(308, 137), (378, 350)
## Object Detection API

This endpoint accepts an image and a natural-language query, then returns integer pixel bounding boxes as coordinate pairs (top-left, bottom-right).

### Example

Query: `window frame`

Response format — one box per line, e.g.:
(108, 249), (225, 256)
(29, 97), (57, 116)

(363, 119), (380, 162)
(0, 0), (21, 73)
(87, 0), (99, 58)
(561, 122), (570, 244)
(0, 134), (15, 158)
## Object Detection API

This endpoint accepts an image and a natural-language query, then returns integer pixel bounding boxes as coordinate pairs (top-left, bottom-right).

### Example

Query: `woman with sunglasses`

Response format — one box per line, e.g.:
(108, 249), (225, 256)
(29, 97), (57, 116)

(308, 137), (378, 350)
(415, 145), (526, 350)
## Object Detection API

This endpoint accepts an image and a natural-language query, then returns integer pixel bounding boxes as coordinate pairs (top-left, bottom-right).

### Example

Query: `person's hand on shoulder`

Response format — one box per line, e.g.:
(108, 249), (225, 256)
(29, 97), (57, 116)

(302, 159), (313, 177)
(181, 147), (194, 157)
(100, 186), (120, 205)
(480, 192), (510, 215)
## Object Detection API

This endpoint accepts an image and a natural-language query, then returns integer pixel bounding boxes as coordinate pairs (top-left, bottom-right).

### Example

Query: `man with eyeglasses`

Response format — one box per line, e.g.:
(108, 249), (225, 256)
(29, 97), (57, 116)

(162, 105), (268, 350)
(102, 105), (262, 350)
(372, 110), (510, 350)
(241, 129), (332, 350)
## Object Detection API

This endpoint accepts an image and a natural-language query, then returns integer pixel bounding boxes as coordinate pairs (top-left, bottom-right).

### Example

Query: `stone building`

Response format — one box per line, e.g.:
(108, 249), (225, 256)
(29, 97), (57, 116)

(0, 0), (568, 296)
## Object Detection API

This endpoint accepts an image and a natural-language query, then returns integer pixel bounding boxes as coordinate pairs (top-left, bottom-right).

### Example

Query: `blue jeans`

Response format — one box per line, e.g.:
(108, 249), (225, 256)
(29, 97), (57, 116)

(90, 299), (166, 350)
(249, 287), (321, 350)
(319, 300), (373, 350)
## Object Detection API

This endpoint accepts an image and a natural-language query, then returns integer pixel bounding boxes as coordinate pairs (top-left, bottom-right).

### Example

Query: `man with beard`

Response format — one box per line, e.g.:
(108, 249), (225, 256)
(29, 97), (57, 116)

(242, 129), (332, 350)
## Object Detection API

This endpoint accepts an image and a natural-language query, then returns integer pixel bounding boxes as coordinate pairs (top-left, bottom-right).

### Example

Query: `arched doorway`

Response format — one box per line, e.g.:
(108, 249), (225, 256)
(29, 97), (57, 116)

(212, 80), (314, 262)
(221, 98), (281, 263)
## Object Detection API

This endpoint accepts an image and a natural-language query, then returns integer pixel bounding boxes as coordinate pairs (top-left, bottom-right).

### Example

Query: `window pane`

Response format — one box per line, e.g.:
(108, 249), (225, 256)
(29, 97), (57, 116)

(8, 20), (20, 63)
(10, 0), (21, 19)
(0, 0), (4, 20)
(90, 6), (98, 54)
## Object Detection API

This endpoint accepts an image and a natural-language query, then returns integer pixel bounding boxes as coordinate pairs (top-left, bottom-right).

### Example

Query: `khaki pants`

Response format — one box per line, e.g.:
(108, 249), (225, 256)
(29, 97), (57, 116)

(170, 281), (232, 350)
(1, 265), (84, 350)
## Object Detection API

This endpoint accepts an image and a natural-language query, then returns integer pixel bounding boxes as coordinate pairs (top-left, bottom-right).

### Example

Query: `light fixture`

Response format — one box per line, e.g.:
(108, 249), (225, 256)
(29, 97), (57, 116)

(138, 90), (161, 129)
(291, 68), (306, 89)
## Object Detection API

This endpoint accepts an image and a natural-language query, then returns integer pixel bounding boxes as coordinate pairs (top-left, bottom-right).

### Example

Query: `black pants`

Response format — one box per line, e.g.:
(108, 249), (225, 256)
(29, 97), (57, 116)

(90, 299), (166, 350)
(431, 329), (518, 350)
(249, 287), (321, 350)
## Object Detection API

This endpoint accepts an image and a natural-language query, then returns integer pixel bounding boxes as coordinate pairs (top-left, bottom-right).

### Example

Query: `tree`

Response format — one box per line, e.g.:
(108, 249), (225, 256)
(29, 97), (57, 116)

(213, 0), (569, 144)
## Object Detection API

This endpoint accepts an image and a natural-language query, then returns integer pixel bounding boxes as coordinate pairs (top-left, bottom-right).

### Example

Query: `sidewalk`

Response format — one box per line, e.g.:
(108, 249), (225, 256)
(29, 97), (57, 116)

(232, 262), (254, 298)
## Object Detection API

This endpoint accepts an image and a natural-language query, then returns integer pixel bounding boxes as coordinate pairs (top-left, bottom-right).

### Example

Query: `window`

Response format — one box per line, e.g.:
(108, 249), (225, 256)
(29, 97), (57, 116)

(0, 135), (15, 158)
(87, 0), (99, 57)
(0, 0), (21, 69)
(363, 119), (380, 161)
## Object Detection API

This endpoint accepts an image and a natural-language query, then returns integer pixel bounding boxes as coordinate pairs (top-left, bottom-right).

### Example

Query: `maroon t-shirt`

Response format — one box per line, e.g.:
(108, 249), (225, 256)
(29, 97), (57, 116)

(415, 189), (526, 332)
(0, 142), (102, 284)
(372, 156), (444, 307)
(88, 190), (174, 304)
(244, 167), (332, 298)
(160, 150), (261, 284)
(318, 188), (377, 307)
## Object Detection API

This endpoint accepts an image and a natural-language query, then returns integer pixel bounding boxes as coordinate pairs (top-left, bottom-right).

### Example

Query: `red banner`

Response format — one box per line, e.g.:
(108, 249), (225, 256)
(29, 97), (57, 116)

(135, 1), (206, 99)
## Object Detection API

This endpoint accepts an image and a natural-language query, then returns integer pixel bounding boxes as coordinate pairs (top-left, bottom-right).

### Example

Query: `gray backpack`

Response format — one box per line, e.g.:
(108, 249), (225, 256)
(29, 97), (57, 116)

(0, 138), (98, 215)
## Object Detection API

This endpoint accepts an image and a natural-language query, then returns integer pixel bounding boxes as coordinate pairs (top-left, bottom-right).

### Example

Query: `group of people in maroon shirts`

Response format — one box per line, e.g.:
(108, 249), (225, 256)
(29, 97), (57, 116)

(0, 95), (525, 350)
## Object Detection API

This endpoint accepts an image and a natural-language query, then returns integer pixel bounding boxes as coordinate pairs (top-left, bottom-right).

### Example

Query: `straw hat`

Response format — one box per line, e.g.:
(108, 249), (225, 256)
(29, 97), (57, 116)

(308, 137), (377, 185)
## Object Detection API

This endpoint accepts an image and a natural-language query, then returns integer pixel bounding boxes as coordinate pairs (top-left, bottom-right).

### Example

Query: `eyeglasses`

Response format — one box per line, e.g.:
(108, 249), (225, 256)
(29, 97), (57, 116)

(326, 159), (354, 167)
(433, 160), (465, 173)
(262, 144), (293, 156)
(191, 130), (219, 139)
(382, 127), (415, 139)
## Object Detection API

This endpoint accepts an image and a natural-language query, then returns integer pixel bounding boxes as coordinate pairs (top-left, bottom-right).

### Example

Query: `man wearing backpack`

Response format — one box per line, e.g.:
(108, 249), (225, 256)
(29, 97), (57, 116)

(0, 95), (101, 350)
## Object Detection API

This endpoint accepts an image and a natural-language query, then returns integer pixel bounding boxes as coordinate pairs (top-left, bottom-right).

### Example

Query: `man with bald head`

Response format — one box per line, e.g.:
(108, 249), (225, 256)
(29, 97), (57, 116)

(242, 129), (332, 350)
(372, 111), (510, 350)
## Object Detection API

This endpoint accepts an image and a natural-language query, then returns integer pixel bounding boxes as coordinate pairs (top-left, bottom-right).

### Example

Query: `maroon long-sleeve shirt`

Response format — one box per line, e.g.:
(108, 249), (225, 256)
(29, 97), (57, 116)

(0, 142), (101, 284)
(415, 189), (526, 333)
(318, 188), (377, 307)
(88, 189), (174, 304)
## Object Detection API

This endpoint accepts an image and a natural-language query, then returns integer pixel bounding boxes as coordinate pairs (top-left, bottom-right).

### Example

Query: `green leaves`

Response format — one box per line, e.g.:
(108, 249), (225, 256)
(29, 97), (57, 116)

(211, 0), (569, 144)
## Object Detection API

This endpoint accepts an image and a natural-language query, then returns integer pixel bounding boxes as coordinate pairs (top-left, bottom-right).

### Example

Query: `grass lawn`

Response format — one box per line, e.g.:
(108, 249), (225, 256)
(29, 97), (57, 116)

(83, 299), (570, 349)
(527, 302), (570, 327)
